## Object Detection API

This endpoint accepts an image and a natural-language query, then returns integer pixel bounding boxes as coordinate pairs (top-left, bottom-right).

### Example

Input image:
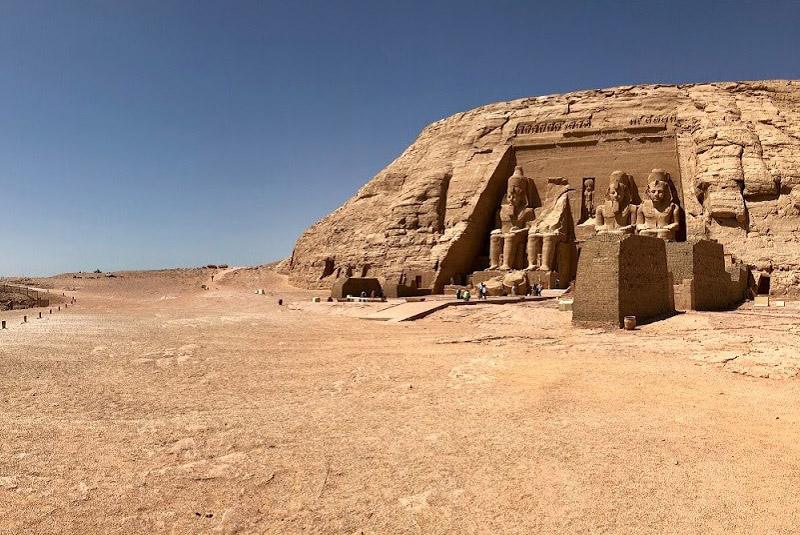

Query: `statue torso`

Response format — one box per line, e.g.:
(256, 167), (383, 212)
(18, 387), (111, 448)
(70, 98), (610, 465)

(600, 202), (635, 229)
(499, 205), (535, 232)
(641, 200), (676, 228)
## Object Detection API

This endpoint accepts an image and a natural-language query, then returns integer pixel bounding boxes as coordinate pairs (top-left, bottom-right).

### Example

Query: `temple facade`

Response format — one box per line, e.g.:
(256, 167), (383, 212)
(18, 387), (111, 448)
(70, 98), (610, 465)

(286, 81), (800, 298)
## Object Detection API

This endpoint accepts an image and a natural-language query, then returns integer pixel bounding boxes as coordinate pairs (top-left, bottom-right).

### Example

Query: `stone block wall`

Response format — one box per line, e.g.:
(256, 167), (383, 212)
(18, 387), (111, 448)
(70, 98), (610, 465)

(573, 235), (674, 327)
(572, 236), (621, 325)
(666, 240), (747, 310)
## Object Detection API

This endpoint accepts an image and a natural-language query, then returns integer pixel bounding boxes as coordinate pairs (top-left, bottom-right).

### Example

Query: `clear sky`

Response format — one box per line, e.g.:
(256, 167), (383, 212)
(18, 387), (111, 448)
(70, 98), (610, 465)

(2, 0), (798, 276)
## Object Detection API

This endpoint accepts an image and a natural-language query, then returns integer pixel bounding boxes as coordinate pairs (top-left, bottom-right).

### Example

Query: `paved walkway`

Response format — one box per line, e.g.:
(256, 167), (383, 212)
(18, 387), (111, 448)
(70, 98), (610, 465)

(361, 294), (562, 322)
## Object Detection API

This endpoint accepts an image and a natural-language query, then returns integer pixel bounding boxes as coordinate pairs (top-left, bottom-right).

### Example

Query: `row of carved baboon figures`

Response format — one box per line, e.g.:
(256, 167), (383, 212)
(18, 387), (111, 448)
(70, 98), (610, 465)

(489, 167), (681, 272)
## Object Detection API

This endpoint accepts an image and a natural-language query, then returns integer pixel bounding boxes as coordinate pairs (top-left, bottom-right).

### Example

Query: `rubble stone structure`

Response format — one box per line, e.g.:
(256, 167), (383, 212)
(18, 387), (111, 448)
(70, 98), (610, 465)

(287, 81), (800, 297)
(572, 235), (675, 327)
(666, 240), (748, 311)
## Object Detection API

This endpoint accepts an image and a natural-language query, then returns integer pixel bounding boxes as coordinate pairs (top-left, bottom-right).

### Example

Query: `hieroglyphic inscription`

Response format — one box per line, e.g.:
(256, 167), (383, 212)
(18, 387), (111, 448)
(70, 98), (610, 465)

(515, 114), (691, 136)
(515, 117), (592, 136)
(628, 114), (678, 126)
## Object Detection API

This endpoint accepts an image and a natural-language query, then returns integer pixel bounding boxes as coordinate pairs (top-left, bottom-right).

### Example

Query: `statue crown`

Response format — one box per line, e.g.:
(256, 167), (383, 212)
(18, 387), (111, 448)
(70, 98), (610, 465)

(508, 166), (527, 188)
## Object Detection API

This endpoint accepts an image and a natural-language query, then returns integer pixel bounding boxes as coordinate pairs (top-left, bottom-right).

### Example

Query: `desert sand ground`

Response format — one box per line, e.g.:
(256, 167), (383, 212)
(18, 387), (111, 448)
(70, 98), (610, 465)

(1, 267), (799, 534)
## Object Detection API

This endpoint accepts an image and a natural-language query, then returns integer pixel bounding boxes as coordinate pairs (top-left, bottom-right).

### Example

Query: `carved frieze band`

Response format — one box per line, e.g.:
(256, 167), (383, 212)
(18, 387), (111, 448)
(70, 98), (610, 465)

(514, 118), (592, 136)
(514, 113), (693, 138)
(628, 114), (678, 126)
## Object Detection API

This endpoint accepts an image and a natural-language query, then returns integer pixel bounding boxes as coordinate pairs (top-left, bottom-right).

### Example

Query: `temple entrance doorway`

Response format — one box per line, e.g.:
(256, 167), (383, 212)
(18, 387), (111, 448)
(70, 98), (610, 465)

(757, 274), (771, 295)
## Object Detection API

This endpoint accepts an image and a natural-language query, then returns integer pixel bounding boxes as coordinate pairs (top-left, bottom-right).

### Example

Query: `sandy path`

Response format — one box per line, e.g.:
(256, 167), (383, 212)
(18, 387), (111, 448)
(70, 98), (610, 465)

(0, 270), (798, 533)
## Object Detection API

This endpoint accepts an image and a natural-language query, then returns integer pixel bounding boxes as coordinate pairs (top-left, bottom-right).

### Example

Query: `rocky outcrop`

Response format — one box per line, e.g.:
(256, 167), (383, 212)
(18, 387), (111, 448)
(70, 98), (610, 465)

(287, 80), (800, 296)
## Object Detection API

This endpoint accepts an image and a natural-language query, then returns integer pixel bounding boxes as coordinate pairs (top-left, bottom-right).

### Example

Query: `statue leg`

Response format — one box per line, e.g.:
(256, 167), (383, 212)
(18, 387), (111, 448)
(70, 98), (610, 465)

(657, 228), (674, 241)
(489, 232), (502, 270)
(540, 233), (562, 272)
(527, 233), (542, 270)
(639, 228), (656, 237)
(514, 229), (528, 269)
(501, 234), (515, 270)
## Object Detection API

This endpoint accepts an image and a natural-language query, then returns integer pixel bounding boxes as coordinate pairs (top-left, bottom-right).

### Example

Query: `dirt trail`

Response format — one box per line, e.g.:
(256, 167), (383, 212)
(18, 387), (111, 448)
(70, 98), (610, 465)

(1, 268), (798, 534)
(204, 266), (241, 288)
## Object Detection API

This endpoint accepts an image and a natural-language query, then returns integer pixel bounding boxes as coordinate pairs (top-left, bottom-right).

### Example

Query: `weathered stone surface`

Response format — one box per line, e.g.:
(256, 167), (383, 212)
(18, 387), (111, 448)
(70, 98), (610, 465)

(286, 80), (800, 296)
(572, 234), (674, 327)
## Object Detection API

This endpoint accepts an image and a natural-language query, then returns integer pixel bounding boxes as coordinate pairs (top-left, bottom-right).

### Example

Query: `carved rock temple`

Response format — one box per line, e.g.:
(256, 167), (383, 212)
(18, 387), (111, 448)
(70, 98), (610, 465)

(286, 81), (800, 303)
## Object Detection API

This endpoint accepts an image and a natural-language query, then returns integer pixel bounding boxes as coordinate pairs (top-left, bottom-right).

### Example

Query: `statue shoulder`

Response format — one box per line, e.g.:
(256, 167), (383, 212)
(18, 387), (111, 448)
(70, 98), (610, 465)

(521, 207), (536, 221)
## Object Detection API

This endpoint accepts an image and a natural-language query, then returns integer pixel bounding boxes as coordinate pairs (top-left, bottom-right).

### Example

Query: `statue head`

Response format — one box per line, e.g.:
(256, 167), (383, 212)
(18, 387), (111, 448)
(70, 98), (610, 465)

(646, 169), (672, 206)
(506, 166), (529, 211)
(607, 171), (631, 212)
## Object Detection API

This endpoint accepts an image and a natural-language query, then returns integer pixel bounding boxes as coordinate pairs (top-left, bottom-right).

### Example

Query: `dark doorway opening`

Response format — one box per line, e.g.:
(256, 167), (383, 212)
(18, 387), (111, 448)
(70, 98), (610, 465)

(757, 274), (770, 295)
(321, 258), (335, 279)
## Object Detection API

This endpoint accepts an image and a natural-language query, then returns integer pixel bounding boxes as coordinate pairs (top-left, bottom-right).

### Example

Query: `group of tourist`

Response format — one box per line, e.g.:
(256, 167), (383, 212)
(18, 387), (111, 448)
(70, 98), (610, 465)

(455, 281), (545, 300)
(455, 286), (495, 301)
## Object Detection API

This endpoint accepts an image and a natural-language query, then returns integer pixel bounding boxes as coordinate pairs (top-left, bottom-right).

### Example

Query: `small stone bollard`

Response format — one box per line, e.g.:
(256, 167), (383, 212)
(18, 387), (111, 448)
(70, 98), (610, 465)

(1, 320), (5, 329)
(23, 315), (27, 323)
(38, 312), (42, 319)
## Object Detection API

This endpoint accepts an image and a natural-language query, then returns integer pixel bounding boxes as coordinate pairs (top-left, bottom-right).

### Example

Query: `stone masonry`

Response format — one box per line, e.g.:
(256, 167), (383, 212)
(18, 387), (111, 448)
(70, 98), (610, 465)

(666, 240), (748, 311)
(572, 235), (674, 327)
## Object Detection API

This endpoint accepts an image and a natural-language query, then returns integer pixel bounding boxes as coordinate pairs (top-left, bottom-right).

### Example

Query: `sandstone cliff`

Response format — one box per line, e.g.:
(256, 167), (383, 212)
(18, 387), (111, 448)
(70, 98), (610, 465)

(287, 80), (800, 296)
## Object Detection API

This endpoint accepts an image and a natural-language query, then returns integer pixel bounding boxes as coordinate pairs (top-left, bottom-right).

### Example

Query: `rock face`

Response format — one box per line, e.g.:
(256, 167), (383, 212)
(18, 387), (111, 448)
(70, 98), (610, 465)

(287, 80), (800, 297)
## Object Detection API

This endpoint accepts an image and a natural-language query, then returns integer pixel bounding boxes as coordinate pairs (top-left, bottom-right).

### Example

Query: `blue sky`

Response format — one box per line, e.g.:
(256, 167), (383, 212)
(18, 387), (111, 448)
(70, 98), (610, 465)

(2, 0), (798, 275)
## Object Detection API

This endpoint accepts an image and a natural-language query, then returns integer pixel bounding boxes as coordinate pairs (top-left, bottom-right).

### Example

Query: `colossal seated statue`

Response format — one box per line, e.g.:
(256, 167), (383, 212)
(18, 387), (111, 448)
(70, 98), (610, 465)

(595, 170), (637, 235)
(636, 169), (681, 241)
(489, 166), (536, 270)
